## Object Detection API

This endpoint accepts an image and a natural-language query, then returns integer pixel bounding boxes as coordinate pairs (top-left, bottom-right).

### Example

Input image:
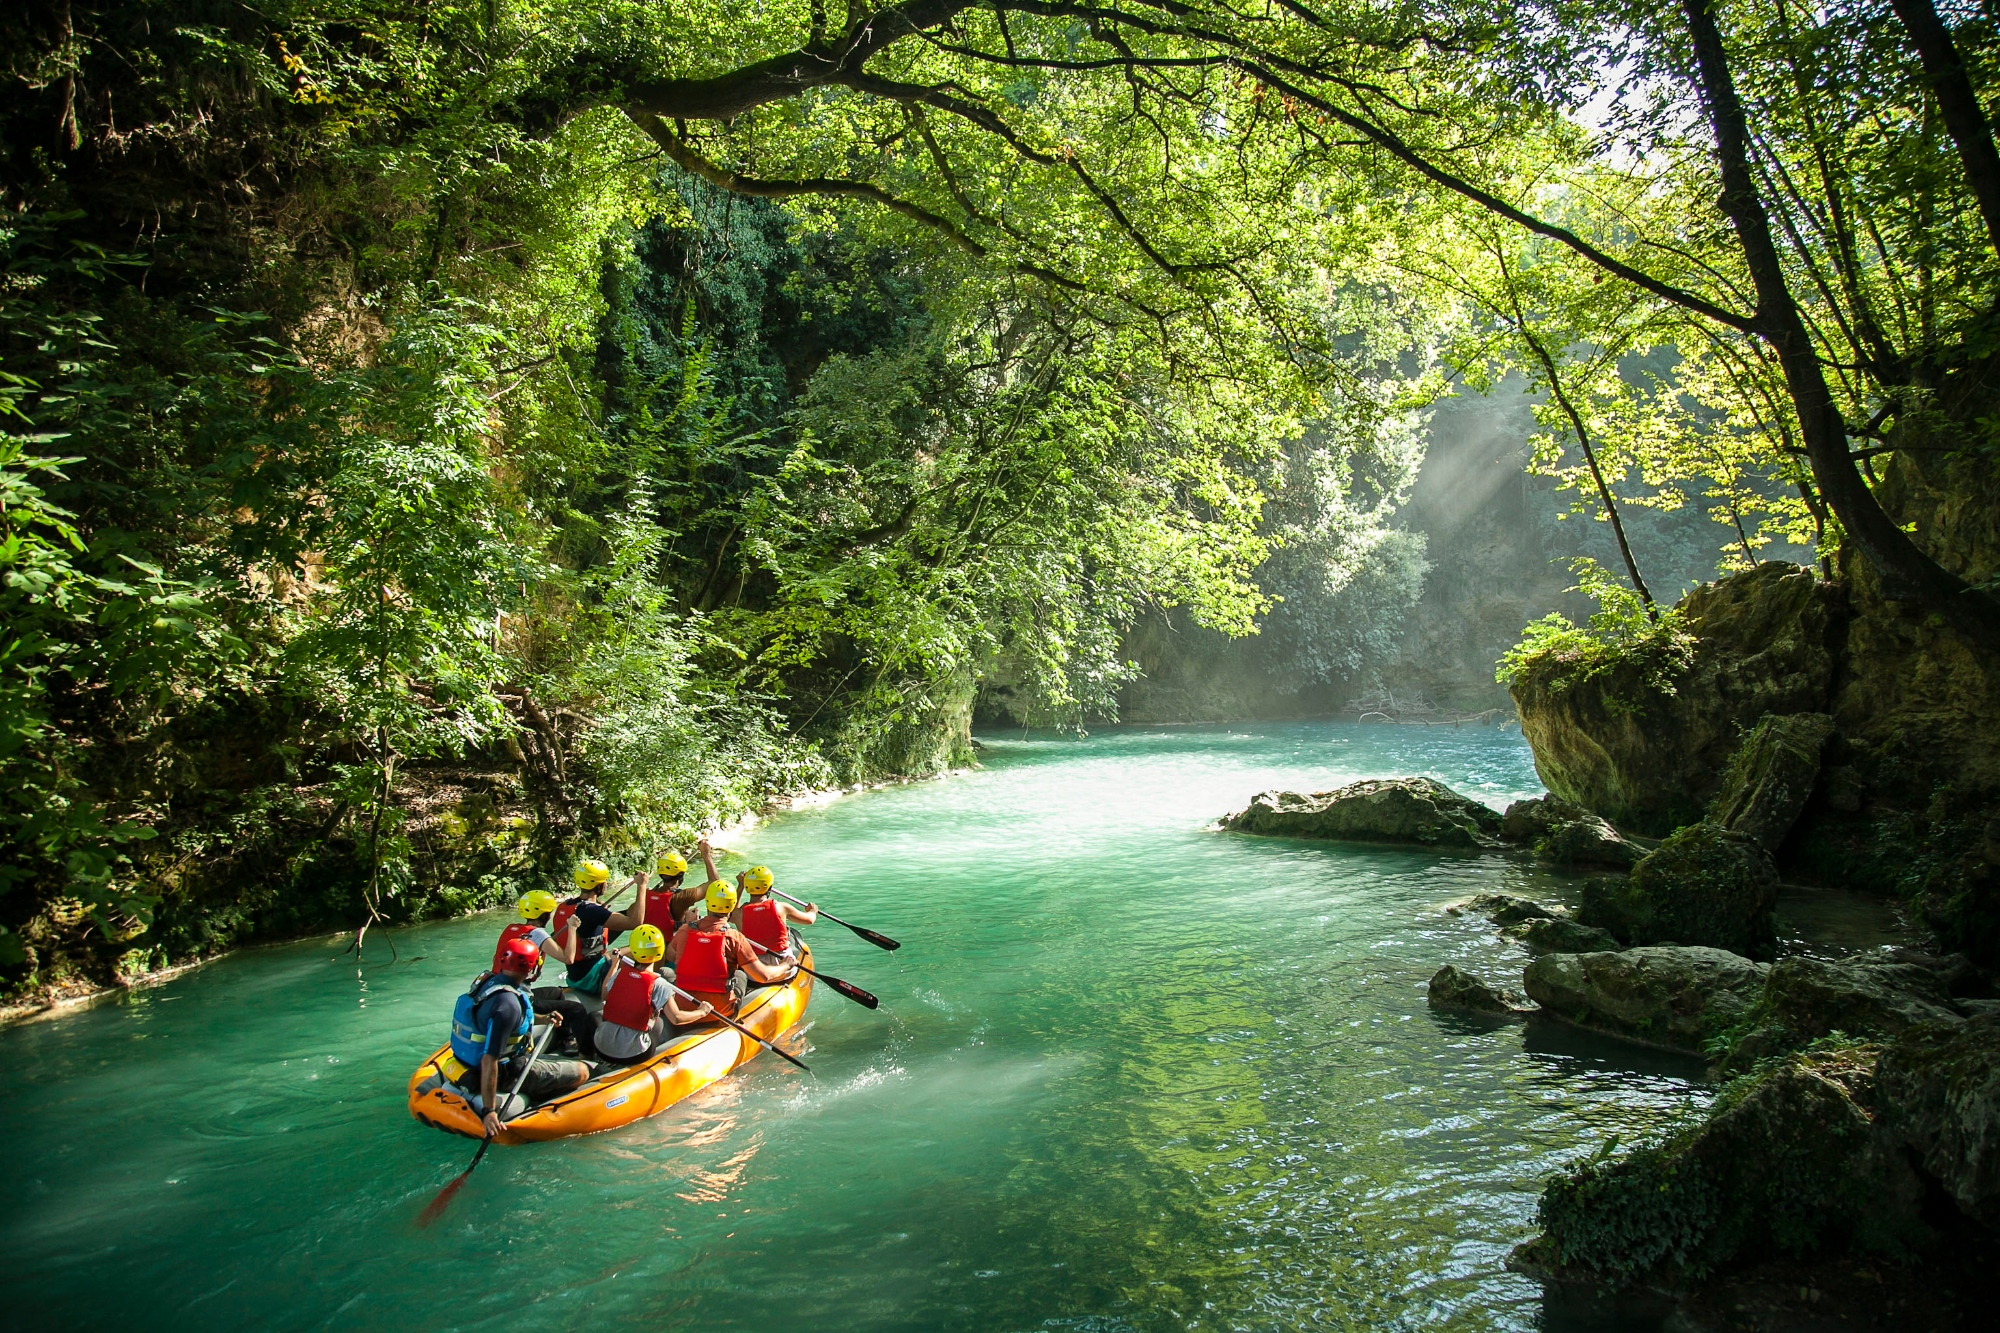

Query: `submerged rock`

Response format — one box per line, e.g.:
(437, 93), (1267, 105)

(1510, 562), (1840, 835)
(1223, 778), (1502, 848)
(1504, 916), (1623, 955)
(1578, 822), (1779, 957)
(1522, 946), (1769, 1053)
(1722, 954), (1965, 1071)
(1707, 712), (1835, 851)
(1427, 964), (1529, 1015)
(1876, 1015), (2000, 1228)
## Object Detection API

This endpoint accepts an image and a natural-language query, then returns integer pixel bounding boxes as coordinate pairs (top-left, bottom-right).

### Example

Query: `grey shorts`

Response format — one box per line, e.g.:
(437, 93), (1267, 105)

(455, 1056), (588, 1108)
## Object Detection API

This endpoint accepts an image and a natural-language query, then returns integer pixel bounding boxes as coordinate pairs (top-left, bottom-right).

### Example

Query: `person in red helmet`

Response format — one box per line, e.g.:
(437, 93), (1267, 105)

(446, 938), (590, 1138)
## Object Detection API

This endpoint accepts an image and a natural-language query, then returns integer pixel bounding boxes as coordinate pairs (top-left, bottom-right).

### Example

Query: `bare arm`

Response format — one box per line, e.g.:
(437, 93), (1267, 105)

(699, 837), (720, 884)
(733, 931), (791, 984)
(780, 901), (819, 927)
(479, 1052), (502, 1138)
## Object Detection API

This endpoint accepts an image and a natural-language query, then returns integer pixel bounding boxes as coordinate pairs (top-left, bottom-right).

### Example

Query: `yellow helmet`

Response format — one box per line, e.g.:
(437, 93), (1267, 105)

(704, 879), (738, 915)
(572, 859), (611, 891)
(628, 924), (666, 964)
(656, 851), (688, 877)
(741, 865), (774, 895)
(518, 889), (559, 920)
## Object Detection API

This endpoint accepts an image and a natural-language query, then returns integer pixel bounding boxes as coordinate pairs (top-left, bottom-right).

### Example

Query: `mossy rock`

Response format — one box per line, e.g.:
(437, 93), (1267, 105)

(1719, 954), (1964, 1073)
(1223, 778), (1503, 849)
(1522, 945), (1768, 1053)
(1875, 1014), (2000, 1228)
(1707, 711), (1834, 851)
(1504, 916), (1623, 955)
(1579, 822), (1779, 957)
(1528, 1044), (1924, 1285)
(1427, 964), (1528, 1015)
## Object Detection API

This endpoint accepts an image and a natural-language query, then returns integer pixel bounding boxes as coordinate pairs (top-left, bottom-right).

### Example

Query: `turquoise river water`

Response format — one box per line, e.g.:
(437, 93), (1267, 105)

(6, 722), (1752, 1331)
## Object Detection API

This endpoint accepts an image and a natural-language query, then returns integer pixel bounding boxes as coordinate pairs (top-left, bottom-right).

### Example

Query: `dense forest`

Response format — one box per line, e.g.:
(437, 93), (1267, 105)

(3, 0), (1994, 1023)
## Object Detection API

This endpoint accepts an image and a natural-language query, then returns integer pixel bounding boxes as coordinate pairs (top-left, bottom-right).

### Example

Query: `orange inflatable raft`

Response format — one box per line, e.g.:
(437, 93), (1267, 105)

(407, 945), (815, 1143)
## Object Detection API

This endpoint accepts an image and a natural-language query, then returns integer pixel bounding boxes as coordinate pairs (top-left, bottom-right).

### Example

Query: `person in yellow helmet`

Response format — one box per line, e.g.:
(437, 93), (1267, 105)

(625, 849), (700, 941)
(491, 888), (576, 977)
(591, 924), (713, 1064)
(551, 859), (645, 993)
(704, 846), (817, 970)
(665, 878), (791, 1018)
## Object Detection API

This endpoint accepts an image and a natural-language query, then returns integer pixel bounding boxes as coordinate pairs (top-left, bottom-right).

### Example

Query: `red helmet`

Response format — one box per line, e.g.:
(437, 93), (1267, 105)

(496, 937), (541, 974)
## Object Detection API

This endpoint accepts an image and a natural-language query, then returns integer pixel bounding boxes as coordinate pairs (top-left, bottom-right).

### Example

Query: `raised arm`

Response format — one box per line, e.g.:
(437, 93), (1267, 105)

(698, 837), (720, 885)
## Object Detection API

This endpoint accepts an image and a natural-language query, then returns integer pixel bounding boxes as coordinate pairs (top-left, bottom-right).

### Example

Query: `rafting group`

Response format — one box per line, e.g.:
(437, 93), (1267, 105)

(408, 839), (862, 1146)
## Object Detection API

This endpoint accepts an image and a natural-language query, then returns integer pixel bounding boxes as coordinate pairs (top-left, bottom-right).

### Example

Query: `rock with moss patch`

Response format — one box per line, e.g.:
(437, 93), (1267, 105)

(1510, 563), (1840, 835)
(1500, 795), (1585, 843)
(1223, 778), (1502, 849)
(1427, 964), (1530, 1015)
(1500, 795), (1644, 867)
(1520, 1044), (1923, 1285)
(1578, 822), (1779, 957)
(1875, 1015), (2000, 1228)
(1504, 916), (1623, 955)
(1538, 815), (1645, 868)
(1708, 712), (1835, 851)
(1523, 946), (1769, 1053)
(1721, 954), (1965, 1072)
(1456, 891), (1556, 926)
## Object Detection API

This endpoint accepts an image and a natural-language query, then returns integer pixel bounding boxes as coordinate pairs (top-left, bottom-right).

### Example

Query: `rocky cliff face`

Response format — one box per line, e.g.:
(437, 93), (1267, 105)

(1509, 562), (1842, 835)
(1508, 445), (2000, 962)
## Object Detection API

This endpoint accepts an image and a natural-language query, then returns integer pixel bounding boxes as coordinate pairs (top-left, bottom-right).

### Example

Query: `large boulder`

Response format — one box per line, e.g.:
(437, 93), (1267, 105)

(1707, 711), (1835, 851)
(1523, 946), (1769, 1053)
(1509, 562), (1840, 835)
(1577, 822), (1780, 957)
(1722, 954), (1965, 1072)
(1223, 778), (1502, 848)
(1522, 1045), (1923, 1284)
(1875, 1015), (2000, 1228)
(1427, 964), (1529, 1014)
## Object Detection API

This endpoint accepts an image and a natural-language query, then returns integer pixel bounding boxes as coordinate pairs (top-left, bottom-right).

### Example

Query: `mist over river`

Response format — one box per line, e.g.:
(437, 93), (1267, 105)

(6, 722), (1725, 1331)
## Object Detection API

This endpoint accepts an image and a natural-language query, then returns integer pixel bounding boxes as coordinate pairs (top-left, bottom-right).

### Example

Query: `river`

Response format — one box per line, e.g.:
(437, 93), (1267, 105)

(8, 722), (1755, 1330)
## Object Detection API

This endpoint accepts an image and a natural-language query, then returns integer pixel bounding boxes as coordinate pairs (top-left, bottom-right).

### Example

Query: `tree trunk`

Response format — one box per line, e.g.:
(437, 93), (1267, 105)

(1887, 0), (2000, 255)
(1682, 0), (2000, 655)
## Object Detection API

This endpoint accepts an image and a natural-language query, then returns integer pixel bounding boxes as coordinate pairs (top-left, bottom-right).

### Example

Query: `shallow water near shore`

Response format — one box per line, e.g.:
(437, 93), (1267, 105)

(5, 721), (1773, 1330)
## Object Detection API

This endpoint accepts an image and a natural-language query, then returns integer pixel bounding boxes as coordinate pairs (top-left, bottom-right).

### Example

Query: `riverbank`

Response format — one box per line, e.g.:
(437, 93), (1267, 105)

(0, 763), (983, 1033)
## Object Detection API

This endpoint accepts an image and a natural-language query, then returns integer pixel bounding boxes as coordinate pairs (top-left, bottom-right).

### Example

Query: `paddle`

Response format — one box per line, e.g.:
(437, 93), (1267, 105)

(786, 959), (879, 1010)
(418, 1017), (557, 1227)
(772, 889), (900, 951)
(668, 982), (812, 1073)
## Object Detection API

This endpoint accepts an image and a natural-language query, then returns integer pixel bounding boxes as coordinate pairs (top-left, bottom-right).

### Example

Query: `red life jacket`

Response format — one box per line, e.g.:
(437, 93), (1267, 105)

(635, 886), (682, 934)
(675, 927), (731, 994)
(491, 921), (542, 975)
(602, 963), (660, 1031)
(552, 897), (580, 941)
(739, 898), (789, 953)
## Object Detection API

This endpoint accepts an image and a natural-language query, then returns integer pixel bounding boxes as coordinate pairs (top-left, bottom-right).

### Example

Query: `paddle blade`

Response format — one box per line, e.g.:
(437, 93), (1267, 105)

(813, 970), (880, 1010)
(416, 1141), (488, 1228)
(845, 924), (901, 952)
